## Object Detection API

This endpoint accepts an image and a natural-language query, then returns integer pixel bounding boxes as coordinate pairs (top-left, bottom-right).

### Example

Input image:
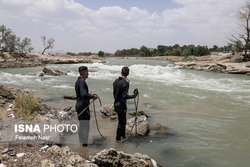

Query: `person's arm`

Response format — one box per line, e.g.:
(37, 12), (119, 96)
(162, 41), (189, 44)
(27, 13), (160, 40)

(122, 82), (138, 100)
(79, 80), (93, 99)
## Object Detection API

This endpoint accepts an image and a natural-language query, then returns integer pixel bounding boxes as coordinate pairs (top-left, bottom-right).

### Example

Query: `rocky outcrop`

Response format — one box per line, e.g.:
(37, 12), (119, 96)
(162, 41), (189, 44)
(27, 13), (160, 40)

(128, 110), (149, 117)
(89, 148), (161, 167)
(175, 61), (250, 75)
(0, 144), (161, 167)
(42, 67), (66, 76)
(63, 95), (77, 100)
(0, 52), (102, 68)
(100, 104), (117, 120)
(150, 123), (167, 135)
(126, 115), (150, 136)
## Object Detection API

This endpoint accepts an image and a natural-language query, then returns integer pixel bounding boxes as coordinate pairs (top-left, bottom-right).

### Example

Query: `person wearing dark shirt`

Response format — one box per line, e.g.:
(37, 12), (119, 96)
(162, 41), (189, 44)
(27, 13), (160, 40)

(113, 66), (138, 141)
(75, 66), (98, 146)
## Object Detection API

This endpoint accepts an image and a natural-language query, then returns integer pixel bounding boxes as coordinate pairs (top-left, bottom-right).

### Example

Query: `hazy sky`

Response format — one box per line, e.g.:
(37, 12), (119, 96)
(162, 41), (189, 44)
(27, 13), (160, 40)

(0, 0), (246, 53)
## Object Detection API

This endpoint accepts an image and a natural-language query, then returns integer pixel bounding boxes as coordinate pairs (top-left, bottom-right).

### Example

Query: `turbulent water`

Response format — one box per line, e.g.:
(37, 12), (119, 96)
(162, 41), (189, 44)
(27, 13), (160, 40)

(1, 58), (250, 167)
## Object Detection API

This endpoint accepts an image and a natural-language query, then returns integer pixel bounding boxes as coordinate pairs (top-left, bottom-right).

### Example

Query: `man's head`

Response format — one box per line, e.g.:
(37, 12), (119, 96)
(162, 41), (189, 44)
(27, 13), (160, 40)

(79, 66), (89, 79)
(121, 66), (129, 77)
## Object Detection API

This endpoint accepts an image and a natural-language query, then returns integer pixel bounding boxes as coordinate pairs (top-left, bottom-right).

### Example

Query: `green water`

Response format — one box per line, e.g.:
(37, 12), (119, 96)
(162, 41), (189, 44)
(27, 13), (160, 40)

(0, 58), (250, 166)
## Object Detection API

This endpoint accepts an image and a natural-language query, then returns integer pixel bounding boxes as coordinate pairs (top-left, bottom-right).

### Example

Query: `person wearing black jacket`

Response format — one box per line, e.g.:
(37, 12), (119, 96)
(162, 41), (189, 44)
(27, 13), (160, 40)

(75, 66), (98, 146)
(113, 66), (138, 141)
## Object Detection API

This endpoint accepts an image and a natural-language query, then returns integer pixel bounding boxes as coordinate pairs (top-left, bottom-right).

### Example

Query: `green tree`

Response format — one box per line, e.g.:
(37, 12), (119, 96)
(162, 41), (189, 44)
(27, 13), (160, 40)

(98, 50), (104, 57)
(18, 37), (33, 53)
(140, 45), (151, 57)
(170, 48), (182, 56)
(157, 45), (167, 56)
(181, 48), (191, 56)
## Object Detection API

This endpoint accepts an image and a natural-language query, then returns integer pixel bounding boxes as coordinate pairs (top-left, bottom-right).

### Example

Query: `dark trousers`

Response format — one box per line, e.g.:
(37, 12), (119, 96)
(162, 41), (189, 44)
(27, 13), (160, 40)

(115, 105), (127, 140)
(76, 102), (90, 145)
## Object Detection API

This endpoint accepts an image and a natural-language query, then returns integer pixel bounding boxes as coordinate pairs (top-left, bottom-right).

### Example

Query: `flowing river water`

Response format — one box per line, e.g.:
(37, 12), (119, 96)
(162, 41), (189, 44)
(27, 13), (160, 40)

(0, 58), (250, 167)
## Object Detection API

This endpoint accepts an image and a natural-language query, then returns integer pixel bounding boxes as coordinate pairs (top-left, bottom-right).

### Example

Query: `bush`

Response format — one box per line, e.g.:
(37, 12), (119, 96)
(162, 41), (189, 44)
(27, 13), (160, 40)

(182, 56), (197, 61)
(14, 93), (42, 120)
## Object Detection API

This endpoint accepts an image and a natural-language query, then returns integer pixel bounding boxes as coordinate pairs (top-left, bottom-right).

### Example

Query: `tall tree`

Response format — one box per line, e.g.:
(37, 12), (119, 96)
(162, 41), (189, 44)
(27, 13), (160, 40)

(0, 25), (14, 52)
(41, 35), (55, 54)
(18, 37), (33, 53)
(231, 2), (250, 60)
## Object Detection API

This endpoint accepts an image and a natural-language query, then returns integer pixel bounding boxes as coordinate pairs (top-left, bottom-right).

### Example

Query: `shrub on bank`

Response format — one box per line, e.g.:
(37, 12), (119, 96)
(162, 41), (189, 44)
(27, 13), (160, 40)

(182, 56), (198, 61)
(14, 93), (42, 120)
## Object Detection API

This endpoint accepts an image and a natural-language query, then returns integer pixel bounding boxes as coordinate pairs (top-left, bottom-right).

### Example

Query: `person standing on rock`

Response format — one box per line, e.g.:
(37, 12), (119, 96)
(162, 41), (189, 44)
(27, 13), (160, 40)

(75, 66), (98, 146)
(113, 67), (138, 142)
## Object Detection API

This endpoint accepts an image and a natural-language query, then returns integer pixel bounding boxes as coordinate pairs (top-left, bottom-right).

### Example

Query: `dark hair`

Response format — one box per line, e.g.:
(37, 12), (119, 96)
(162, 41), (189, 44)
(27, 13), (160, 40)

(121, 66), (129, 76)
(78, 66), (88, 74)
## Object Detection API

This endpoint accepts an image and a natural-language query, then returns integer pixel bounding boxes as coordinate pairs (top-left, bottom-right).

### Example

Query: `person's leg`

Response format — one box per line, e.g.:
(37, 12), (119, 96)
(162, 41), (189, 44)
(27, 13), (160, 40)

(116, 107), (126, 140)
(77, 108), (90, 146)
(81, 120), (90, 146)
(121, 108), (127, 138)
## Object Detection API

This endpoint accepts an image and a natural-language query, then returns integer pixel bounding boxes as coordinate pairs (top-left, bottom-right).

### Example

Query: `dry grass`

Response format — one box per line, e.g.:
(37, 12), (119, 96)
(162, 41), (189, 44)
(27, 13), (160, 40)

(14, 93), (42, 120)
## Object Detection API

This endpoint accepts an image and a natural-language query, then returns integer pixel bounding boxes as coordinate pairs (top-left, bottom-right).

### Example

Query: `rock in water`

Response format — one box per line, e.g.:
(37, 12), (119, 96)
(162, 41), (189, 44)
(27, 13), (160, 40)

(128, 110), (149, 117)
(100, 104), (117, 118)
(42, 67), (65, 76)
(150, 123), (167, 135)
(126, 115), (150, 136)
(63, 95), (77, 100)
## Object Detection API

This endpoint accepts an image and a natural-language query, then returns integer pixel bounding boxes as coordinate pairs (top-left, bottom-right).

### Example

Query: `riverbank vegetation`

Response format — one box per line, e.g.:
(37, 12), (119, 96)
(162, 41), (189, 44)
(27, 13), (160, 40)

(14, 93), (42, 120)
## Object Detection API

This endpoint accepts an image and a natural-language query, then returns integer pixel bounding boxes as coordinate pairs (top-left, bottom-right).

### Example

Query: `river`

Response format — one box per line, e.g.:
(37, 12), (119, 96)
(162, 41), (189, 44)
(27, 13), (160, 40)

(0, 58), (250, 167)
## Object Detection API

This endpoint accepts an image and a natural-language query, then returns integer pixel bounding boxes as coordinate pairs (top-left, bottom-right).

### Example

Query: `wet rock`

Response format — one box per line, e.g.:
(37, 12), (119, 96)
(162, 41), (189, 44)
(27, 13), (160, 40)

(89, 148), (161, 167)
(208, 65), (224, 72)
(150, 123), (167, 135)
(100, 104), (116, 118)
(0, 85), (15, 100)
(39, 73), (44, 76)
(126, 115), (150, 136)
(128, 110), (149, 117)
(63, 95), (77, 100)
(43, 67), (65, 76)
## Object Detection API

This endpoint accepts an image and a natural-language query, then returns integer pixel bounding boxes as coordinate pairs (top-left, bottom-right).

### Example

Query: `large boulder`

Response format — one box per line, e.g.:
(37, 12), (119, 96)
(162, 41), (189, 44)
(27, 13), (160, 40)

(126, 115), (150, 136)
(128, 110), (149, 117)
(149, 123), (167, 135)
(100, 104), (117, 120)
(42, 67), (66, 76)
(89, 148), (161, 167)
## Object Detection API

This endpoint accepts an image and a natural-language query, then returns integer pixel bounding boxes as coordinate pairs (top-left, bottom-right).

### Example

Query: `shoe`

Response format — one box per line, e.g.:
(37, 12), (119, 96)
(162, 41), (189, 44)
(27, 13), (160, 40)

(121, 137), (127, 142)
(116, 137), (127, 143)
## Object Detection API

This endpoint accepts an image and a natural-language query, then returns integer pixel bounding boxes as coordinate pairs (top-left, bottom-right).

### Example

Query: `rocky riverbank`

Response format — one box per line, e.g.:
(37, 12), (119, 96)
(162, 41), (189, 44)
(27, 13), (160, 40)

(0, 52), (102, 68)
(0, 85), (162, 167)
(129, 55), (250, 75)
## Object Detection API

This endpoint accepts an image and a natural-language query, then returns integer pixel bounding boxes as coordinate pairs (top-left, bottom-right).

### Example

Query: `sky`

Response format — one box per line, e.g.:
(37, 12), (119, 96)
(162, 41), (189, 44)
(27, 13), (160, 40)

(0, 0), (247, 53)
